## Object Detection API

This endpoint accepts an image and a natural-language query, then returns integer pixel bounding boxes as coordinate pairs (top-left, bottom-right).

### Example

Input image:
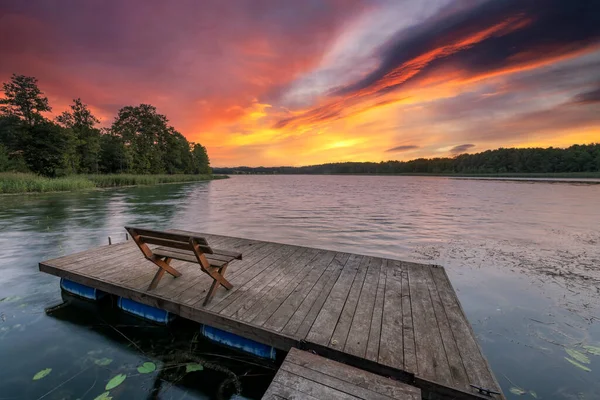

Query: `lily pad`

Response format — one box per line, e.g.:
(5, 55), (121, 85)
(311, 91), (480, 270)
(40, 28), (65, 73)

(105, 373), (127, 390)
(185, 363), (204, 373)
(582, 345), (600, 356)
(93, 392), (113, 400)
(137, 362), (156, 374)
(565, 357), (591, 372)
(565, 348), (590, 364)
(509, 387), (526, 395)
(0, 295), (21, 303)
(33, 368), (52, 380)
(94, 358), (113, 366)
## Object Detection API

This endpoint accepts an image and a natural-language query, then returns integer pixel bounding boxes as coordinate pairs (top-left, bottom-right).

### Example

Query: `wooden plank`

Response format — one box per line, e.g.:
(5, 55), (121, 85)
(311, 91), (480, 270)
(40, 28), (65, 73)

(178, 242), (277, 306)
(430, 266), (502, 394)
(272, 369), (360, 400)
(401, 268), (417, 373)
(345, 257), (382, 358)
(305, 254), (363, 346)
(47, 244), (121, 268)
(378, 260), (404, 369)
(365, 258), (386, 362)
(52, 243), (137, 271)
(264, 251), (340, 332)
(408, 264), (451, 384)
(285, 348), (421, 400)
(286, 252), (349, 338)
(329, 255), (370, 351)
(424, 266), (469, 386)
(240, 248), (322, 323)
(280, 362), (394, 400)
(262, 381), (320, 400)
(205, 244), (299, 312)
(222, 247), (311, 319)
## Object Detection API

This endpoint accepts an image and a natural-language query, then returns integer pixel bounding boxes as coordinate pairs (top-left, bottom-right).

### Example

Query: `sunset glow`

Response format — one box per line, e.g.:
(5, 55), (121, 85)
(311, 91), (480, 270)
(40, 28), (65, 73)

(1, 0), (598, 167)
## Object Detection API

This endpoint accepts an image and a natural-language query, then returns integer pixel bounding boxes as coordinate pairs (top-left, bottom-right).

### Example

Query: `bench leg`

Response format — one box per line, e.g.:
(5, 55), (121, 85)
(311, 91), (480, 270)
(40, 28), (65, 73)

(203, 264), (232, 306)
(147, 257), (179, 291)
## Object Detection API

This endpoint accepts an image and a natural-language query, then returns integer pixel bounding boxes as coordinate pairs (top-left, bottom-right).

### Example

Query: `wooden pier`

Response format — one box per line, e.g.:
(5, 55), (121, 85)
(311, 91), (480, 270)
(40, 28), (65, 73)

(263, 348), (421, 399)
(39, 231), (504, 400)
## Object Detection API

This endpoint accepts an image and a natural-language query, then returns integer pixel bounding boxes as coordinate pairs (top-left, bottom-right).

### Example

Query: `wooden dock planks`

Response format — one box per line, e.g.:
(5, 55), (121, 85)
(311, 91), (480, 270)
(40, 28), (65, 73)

(39, 231), (504, 400)
(262, 348), (421, 400)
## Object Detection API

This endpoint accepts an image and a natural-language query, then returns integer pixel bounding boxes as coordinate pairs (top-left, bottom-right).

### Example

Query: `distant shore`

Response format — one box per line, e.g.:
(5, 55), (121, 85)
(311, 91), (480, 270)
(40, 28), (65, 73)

(0, 173), (228, 194)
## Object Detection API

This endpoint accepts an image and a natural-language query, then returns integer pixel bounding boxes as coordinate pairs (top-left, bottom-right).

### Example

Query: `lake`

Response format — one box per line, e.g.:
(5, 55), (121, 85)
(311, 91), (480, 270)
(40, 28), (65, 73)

(1, 175), (599, 399)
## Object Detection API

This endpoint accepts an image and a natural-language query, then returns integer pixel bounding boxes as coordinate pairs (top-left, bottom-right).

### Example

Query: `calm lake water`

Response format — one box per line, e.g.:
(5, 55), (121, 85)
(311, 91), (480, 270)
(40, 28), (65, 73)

(1, 175), (599, 399)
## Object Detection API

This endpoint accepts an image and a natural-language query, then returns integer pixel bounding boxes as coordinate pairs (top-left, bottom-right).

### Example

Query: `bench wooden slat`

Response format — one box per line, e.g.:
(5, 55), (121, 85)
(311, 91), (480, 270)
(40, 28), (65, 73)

(153, 248), (229, 268)
(125, 226), (209, 245)
(154, 246), (241, 261)
(138, 235), (214, 254)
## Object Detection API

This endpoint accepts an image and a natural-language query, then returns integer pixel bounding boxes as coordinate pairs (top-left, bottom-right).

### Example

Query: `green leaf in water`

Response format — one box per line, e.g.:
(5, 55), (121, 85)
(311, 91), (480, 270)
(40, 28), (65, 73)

(33, 368), (52, 380)
(105, 373), (127, 390)
(94, 358), (113, 366)
(185, 363), (204, 373)
(565, 357), (591, 372)
(93, 391), (113, 400)
(137, 362), (156, 374)
(530, 391), (538, 398)
(582, 345), (600, 356)
(0, 296), (21, 303)
(510, 387), (526, 395)
(565, 348), (591, 364)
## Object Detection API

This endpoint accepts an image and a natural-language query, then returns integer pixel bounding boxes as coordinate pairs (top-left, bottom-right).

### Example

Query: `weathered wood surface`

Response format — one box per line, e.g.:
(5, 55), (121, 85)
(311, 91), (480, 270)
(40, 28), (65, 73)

(262, 348), (421, 400)
(39, 231), (504, 399)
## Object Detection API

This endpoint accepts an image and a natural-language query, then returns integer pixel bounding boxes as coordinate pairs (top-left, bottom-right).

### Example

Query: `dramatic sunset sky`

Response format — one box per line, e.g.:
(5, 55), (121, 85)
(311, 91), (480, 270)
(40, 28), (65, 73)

(1, 0), (599, 166)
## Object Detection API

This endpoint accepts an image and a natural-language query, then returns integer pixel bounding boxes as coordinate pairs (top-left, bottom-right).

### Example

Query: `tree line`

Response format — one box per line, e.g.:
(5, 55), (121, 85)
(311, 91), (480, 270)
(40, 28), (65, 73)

(213, 144), (600, 175)
(0, 74), (210, 177)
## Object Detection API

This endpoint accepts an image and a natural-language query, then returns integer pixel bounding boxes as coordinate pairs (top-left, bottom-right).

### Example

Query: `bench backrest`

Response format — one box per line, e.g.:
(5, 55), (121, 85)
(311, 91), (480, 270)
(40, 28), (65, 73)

(125, 227), (214, 255)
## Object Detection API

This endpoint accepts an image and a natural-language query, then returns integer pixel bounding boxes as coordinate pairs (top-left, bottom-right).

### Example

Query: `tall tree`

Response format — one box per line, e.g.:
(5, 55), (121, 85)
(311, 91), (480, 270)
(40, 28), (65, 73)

(190, 143), (211, 174)
(0, 74), (51, 126)
(21, 121), (77, 177)
(56, 98), (101, 173)
(111, 104), (170, 174)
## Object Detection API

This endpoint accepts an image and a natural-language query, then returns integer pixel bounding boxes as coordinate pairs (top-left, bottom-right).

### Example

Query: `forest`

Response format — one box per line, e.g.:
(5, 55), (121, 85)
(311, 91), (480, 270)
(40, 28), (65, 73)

(0, 74), (210, 177)
(213, 144), (600, 175)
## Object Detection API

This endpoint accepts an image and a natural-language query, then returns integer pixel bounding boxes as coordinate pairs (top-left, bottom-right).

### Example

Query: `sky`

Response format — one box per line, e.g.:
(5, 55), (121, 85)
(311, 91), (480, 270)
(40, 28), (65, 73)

(1, 0), (599, 167)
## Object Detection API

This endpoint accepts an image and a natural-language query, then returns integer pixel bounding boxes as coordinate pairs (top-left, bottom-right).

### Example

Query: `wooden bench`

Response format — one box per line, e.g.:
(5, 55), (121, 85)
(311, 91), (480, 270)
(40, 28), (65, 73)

(125, 227), (242, 306)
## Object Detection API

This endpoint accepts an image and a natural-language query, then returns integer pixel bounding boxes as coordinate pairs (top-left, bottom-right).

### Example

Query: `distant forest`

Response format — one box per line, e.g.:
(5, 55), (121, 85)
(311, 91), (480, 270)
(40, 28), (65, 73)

(214, 144), (600, 175)
(0, 74), (210, 177)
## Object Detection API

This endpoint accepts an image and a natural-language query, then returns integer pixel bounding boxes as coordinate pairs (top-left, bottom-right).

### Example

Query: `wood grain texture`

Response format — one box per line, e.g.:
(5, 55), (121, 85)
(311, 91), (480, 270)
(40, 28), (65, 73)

(263, 348), (421, 400)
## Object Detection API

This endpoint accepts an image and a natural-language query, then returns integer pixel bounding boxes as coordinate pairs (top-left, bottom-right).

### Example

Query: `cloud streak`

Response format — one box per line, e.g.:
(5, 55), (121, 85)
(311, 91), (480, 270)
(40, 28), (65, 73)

(386, 145), (420, 153)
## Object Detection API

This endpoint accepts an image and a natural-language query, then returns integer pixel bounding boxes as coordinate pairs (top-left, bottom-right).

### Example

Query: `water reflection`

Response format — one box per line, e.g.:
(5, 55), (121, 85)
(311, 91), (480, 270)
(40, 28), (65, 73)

(1, 176), (599, 399)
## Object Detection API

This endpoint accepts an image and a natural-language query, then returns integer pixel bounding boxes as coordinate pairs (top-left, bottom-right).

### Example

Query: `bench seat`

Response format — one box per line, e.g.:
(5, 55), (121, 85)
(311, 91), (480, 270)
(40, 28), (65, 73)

(153, 246), (242, 268)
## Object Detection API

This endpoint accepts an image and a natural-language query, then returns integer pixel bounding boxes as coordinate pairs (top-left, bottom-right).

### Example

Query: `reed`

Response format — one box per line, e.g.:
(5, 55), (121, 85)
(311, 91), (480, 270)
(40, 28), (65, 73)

(0, 173), (225, 194)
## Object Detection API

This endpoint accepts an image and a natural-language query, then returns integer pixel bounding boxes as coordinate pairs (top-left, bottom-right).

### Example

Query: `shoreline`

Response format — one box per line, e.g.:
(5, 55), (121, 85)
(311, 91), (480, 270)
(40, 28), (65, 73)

(0, 174), (229, 195)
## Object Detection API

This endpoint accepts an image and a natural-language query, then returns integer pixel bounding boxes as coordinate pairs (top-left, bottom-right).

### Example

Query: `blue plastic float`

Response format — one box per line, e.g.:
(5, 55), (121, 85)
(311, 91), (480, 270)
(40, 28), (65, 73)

(117, 297), (175, 325)
(200, 325), (277, 360)
(60, 278), (106, 300)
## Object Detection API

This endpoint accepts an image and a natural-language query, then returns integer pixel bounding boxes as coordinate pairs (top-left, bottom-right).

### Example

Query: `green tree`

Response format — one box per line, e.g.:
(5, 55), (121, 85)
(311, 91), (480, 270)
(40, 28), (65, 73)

(190, 143), (211, 174)
(56, 98), (101, 173)
(0, 74), (51, 126)
(99, 129), (130, 173)
(111, 104), (170, 174)
(21, 121), (77, 177)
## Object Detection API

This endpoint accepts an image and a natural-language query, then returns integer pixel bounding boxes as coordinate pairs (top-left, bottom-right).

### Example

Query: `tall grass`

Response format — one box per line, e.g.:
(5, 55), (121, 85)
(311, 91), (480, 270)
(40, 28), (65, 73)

(0, 173), (225, 194)
(0, 173), (95, 194)
(87, 174), (218, 187)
